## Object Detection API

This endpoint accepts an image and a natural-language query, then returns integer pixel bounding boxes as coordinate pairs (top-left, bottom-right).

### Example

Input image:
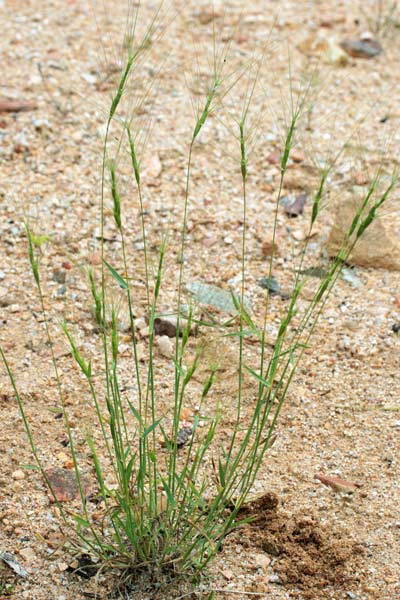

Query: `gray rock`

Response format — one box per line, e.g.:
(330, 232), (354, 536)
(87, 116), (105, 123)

(186, 281), (251, 314)
(341, 267), (363, 288)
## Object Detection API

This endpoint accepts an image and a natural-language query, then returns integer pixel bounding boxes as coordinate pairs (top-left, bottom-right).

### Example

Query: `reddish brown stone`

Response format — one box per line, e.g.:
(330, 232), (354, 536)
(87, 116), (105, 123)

(45, 467), (91, 503)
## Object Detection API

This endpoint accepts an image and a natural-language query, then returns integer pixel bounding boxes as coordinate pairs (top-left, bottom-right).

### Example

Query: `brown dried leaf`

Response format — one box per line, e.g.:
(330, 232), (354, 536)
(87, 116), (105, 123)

(315, 473), (362, 494)
(0, 98), (37, 113)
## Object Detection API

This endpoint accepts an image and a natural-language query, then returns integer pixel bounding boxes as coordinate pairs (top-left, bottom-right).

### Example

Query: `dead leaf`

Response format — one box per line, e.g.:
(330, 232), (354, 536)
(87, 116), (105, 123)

(0, 98), (37, 113)
(0, 551), (28, 578)
(315, 473), (362, 494)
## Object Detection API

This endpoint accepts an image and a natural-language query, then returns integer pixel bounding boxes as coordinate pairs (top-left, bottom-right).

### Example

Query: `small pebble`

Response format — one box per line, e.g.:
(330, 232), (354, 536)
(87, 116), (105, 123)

(261, 236), (278, 257)
(9, 304), (22, 313)
(14, 131), (29, 151)
(0, 286), (13, 307)
(291, 148), (305, 163)
(12, 469), (25, 480)
(82, 72), (97, 85)
(18, 547), (35, 562)
(157, 335), (174, 358)
(52, 269), (66, 284)
(222, 568), (235, 580)
(344, 319), (359, 332)
(291, 229), (306, 241)
(254, 552), (271, 569)
(266, 150), (280, 164)
(88, 252), (102, 265)
(33, 118), (51, 131)
(202, 236), (218, 248)
(340, 37), (382, 59)
(134, 317), (147, 330)
(55, 286), (67, 297)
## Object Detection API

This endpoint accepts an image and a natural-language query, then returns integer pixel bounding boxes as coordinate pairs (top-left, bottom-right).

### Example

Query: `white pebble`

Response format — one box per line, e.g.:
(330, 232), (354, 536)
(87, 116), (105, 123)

(157, 335), (174, 358)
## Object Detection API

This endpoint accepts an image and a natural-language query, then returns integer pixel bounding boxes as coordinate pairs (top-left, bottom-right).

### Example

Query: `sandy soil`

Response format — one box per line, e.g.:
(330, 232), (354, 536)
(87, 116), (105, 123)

(0, 1), (399, 599)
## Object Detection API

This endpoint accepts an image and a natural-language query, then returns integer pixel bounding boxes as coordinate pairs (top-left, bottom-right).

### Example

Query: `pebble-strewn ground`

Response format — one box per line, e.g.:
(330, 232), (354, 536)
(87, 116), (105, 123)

(0, 1), (399, 599)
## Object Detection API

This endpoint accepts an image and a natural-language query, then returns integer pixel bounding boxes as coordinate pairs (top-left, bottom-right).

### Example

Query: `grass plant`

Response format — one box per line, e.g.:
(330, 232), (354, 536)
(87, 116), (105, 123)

(370, 0), (400, 35)
(1, 3), (398, 596)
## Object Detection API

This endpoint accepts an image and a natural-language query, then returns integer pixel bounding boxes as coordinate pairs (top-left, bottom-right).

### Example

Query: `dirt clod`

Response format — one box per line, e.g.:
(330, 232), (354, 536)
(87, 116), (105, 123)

(235, 493), (363, 598)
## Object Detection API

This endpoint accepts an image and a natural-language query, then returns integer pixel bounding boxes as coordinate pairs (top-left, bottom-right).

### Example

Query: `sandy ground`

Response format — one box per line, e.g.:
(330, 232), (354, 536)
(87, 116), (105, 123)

(0, 1), (400, 599)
